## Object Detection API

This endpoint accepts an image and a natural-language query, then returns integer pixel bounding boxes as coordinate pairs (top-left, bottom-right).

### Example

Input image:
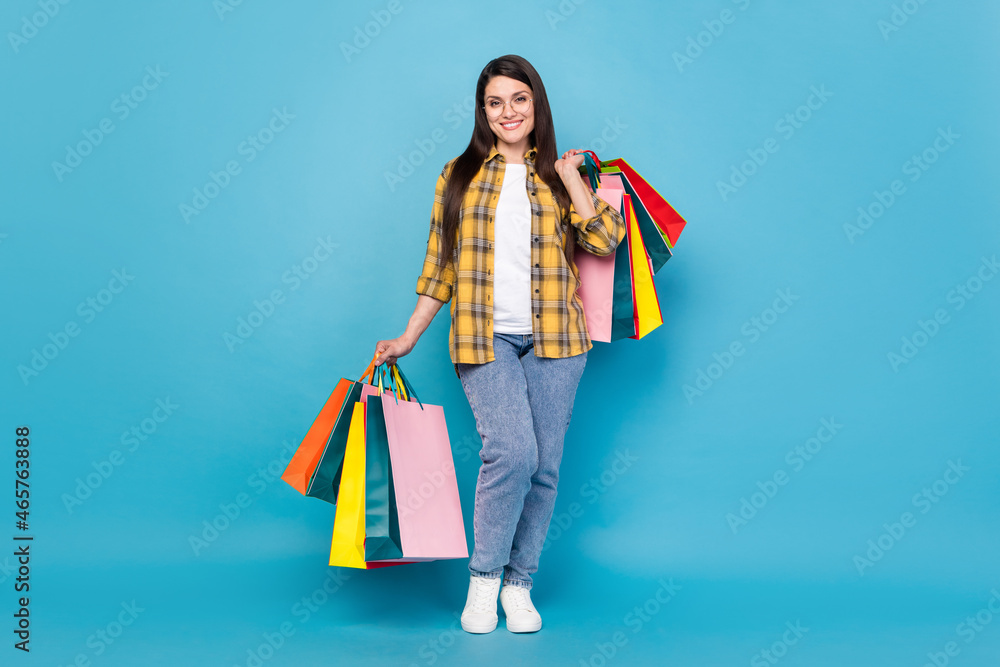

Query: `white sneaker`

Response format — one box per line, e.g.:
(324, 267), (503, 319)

(499, 585), (542, 633)
(460, 575), (501, 634)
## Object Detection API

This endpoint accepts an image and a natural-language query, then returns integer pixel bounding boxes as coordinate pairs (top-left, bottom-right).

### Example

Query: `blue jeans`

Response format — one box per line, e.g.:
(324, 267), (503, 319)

(456, 333), (587, 590)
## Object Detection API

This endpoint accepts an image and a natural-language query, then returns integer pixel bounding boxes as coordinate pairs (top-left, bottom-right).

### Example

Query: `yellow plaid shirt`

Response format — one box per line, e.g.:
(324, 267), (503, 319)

(416, 144), (627, 365)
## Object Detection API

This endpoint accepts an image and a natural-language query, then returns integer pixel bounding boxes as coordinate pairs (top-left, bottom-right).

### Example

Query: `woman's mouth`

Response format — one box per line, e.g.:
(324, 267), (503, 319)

(500, 120), (523, 130)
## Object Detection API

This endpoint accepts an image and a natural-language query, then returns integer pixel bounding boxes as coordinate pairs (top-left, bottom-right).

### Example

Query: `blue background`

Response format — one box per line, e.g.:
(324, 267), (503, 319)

(2, 1), (998, 665)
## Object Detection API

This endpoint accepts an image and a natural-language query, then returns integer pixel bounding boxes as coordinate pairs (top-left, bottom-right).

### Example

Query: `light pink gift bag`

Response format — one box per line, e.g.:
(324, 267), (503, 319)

(380, 394), (468, 560)
(576, 176), (625, 342)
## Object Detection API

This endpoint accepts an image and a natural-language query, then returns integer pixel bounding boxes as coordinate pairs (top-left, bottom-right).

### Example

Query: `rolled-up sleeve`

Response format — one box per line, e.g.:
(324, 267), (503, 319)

(415, 167), (456, 303)
(570, 190), (627, 257)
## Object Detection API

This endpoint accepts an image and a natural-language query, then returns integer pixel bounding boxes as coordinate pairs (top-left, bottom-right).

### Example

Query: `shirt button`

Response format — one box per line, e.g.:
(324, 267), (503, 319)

(534, 289), (539, 293)
(535, 314), (540, 319)
(534, 263), (540, 268)
(533, 237), (538, 243)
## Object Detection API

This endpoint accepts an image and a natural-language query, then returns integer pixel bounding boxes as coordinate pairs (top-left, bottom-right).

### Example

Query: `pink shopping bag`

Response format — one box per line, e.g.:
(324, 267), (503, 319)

(575, 175), (626, 342)
(380, 394), (468, 560)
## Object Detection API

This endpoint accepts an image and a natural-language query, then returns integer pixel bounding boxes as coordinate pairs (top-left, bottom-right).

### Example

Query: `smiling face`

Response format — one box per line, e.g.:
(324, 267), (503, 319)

(483, 75), (535, 155)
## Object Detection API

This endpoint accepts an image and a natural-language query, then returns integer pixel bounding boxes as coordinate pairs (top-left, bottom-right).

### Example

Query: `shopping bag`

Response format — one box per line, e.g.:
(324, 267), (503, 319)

(575, 172), (640, 342)
(577, 153), (671, 342)
(363, 396), (405, 561)
(380, 370), (468, 561)
(581, 152), (673, 274)
(575, 184), (622, 343)
(280, 378), (353, 495)
(281, 359), (379, 504)
(624, 194), (664, 339)
(329, 382), (414, 569)
(329, 402), (369, 567)
(595, 154), (688, 249)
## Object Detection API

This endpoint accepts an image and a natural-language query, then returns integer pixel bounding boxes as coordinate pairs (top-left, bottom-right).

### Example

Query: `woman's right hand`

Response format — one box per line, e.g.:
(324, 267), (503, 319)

(373, 294), (446, 367)
(374, 334), (415, 367)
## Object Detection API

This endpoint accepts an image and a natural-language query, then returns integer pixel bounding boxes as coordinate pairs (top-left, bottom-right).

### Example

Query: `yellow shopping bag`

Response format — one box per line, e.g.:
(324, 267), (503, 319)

(626, 195), (663, 339)
(329, 403), (368, 568)
(328, 386), (414, 570)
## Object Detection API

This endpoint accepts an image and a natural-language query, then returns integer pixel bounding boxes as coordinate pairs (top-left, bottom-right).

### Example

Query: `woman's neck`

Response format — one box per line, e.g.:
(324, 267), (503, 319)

(495, 138), (530, 165)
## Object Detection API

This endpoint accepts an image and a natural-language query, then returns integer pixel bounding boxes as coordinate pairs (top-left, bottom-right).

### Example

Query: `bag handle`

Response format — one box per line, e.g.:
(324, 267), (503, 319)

(387, 364), (423, 410)
(582, 149), (602, 166)
(578, 151), (601, 192)
(376, 364), (404, 401)
(388, 365), (408, 401)
(367, 358), (425, 410)
(359, 352), (378, 383)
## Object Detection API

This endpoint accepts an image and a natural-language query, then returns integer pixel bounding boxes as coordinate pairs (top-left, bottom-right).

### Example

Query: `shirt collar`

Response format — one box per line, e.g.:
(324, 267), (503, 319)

(486, 144), (538, 165)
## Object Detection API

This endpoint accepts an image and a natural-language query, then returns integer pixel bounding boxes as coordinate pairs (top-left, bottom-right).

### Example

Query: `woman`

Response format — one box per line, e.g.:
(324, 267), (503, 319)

(374, 54), (625, 634)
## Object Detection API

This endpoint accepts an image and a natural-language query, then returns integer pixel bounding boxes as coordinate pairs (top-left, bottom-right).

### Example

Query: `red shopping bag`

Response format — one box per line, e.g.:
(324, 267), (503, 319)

(599, 155), (688, 248)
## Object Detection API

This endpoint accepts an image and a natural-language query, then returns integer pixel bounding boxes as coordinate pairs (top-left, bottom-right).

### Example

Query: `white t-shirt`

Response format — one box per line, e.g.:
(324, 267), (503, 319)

(492, 163), (533, 334)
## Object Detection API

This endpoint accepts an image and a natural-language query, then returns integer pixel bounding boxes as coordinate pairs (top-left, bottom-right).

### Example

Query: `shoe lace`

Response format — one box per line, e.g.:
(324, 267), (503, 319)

(504, 587), (531, 613)
(470, 579), (499, 612)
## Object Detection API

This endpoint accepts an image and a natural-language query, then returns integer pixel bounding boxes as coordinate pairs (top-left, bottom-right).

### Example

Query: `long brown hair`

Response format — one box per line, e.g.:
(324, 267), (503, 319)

(438, 54), (572, 263)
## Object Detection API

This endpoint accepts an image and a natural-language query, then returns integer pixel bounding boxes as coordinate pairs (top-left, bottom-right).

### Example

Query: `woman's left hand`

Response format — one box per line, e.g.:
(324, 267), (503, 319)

(554, 148), (586, 181)
(554, 148), (597, 219)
